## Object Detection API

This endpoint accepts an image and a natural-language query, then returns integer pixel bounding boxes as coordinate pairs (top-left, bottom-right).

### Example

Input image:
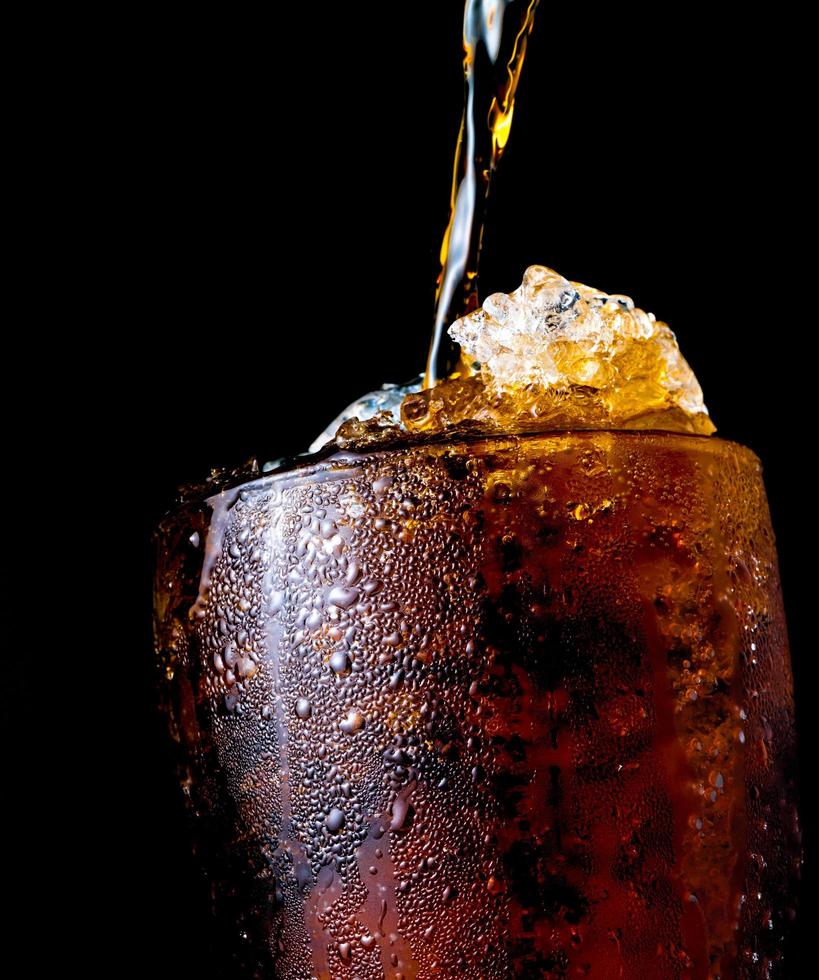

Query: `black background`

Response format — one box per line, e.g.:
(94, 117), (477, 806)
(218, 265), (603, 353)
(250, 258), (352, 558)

(66, 4), (813, 975)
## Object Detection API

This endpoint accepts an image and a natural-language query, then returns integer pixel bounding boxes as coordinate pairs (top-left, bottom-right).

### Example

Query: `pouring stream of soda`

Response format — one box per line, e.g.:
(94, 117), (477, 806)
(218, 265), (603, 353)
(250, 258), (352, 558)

(306, 1), (540, 453)
(425, 0), (541, 388)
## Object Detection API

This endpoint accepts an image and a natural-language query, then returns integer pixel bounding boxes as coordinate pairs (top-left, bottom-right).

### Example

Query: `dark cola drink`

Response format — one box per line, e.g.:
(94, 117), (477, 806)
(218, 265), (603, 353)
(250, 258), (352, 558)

(153, 430), (800, 978)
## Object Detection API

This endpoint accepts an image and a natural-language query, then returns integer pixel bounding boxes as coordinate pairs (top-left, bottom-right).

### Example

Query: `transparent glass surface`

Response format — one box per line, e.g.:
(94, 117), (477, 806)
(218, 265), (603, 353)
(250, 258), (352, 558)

(154, 431), (800, 978)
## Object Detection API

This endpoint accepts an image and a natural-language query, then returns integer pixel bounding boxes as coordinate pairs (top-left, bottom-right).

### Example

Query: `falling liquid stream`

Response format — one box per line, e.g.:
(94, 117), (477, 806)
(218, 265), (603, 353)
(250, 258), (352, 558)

(425, 0), (541, 388)
(307, 1), (540, 455)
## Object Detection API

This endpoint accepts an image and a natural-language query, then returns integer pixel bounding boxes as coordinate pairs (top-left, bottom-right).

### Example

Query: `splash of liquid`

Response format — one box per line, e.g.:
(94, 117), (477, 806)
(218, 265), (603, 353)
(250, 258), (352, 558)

(309, 1), (540, 452)
(425, 0), (541, 388)
(335, 265), (714, 449)
(313, 1), (715, 456)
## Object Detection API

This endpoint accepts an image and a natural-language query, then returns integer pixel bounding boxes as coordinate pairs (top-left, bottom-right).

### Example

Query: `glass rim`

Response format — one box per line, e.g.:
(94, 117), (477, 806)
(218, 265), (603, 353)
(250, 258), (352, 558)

(156, 428), (760, 528)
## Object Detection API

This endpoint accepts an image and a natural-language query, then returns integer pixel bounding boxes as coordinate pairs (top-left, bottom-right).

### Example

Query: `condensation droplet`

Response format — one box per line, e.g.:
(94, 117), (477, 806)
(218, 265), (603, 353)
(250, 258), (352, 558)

(326, 808), (346, 832)
(340, 710), (366, 734)
(330, 650), (351, 675)
(328, 586), (359, 609)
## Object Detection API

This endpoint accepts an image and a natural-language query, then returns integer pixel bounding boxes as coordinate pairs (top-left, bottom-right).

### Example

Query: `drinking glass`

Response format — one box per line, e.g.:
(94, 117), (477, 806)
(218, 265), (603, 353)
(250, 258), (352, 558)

(154, 429), (800, 978)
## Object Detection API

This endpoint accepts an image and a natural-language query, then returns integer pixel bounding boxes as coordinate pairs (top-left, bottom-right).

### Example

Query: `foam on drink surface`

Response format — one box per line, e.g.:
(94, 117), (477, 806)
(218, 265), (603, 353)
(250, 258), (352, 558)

(335, 265), (714, 450)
